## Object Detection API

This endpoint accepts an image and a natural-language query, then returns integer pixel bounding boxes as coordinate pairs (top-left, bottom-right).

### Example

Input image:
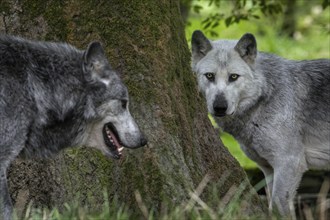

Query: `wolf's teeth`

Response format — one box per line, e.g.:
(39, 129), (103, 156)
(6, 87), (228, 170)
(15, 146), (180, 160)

(118, 147), (124, 152)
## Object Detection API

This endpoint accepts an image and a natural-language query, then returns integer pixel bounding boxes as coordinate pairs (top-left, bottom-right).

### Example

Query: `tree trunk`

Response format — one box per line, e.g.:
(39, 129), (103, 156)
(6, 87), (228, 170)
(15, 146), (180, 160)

(0, 0), (265, 217)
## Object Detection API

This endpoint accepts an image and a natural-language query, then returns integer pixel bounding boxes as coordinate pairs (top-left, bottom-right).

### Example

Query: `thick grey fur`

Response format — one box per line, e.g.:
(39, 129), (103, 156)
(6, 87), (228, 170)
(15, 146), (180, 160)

(0, 35), (147, 220)
(191, 30), (330, 216)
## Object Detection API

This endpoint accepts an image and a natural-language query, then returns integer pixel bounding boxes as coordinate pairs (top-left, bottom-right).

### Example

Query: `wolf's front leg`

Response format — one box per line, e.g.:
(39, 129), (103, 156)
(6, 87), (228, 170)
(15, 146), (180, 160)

(0, 168), (13, 220)
(259, 165), (274, 210)
(271, 156), (306, 216)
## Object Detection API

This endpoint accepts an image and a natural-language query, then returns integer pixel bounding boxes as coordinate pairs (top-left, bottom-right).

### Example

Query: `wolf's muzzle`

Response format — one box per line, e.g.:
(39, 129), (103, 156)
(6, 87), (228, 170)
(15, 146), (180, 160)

(134, 134), (148, 148)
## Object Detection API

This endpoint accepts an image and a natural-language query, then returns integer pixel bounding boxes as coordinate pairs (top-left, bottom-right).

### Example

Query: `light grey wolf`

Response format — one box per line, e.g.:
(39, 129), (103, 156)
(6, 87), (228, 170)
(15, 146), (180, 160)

(0, 35), (147, 220)
(191, 30), (330, 215)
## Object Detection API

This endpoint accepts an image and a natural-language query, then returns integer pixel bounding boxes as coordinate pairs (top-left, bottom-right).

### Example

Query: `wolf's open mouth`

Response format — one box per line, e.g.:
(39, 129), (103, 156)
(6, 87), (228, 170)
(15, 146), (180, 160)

(102, 123), (124, 159)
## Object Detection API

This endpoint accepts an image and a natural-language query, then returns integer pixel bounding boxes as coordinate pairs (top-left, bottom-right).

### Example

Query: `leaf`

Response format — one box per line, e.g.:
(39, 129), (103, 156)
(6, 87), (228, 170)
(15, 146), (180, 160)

(225, 16), (233, 27)
(234, 16), (240, 24)
(201, 17), (210, 24)
(212, 21), (220, 28)
(193, 5), (203, 14)
(322, 0), (329, 9)
(209, 30), (219, 37)
(214, 0), (221, 7)
(203, 21), (212, 29)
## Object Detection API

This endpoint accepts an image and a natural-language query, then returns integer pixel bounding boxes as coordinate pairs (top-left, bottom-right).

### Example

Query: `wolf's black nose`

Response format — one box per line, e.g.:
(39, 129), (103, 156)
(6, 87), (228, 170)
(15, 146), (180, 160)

(140, 135), (148, 146)
(213, 94), (228, 117)
(213, 105), (227, 116)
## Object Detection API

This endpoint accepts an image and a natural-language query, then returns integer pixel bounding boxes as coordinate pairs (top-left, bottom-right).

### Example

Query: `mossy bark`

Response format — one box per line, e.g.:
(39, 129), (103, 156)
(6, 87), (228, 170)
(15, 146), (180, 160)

(1, 0), (265, 217)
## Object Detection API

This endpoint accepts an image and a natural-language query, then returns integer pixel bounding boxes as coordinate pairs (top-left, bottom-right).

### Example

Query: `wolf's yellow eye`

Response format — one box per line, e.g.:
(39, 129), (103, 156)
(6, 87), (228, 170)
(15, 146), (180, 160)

(229, 74), (239, 82)
(204, 72), (215, 81)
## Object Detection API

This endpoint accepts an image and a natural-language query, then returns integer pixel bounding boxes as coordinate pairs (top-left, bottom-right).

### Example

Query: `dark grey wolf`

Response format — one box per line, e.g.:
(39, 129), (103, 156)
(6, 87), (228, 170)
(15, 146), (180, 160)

(0, 35), (147, 220)
(191, 30), (330, 216)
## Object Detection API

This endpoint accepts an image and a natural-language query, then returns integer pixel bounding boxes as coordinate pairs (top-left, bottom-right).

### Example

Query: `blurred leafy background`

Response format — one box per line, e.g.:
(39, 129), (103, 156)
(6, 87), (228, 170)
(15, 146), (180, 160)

(183, 0), (330, 168)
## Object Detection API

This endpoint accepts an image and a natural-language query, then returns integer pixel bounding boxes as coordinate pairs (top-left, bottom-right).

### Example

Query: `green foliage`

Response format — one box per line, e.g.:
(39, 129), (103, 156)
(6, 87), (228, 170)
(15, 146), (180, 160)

(187, 0), (283, 37)
(185, 0), (329, 37)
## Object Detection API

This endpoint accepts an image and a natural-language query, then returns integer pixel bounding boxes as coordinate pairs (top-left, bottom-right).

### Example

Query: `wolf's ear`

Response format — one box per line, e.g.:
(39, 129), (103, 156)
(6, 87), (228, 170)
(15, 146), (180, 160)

(83, 41), (107, 72)
(191, 30), (212, 64)
(234, 33), (257, 65)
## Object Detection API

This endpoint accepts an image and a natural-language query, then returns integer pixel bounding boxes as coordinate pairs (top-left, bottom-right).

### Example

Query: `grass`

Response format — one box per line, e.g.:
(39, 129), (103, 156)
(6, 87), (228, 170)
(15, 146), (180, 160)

(186, 0), (330, 169)
(16, 174), (269, 220)
(15, 177), (330, 220)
